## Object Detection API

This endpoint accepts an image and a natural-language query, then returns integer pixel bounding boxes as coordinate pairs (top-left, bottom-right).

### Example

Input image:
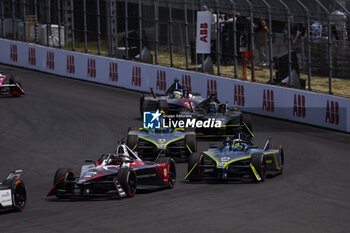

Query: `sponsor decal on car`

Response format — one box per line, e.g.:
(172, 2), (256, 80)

(143, 110), (221, 129)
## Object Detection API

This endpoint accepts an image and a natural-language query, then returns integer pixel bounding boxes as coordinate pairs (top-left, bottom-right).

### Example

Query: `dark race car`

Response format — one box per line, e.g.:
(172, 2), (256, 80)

(0, 170), (26, 212)
(185, 133), (284, 182)
(127, 127), (197, 160)
(191, 94), (253, 138)
(0, 73), (25, 97)
(140, 78), (205, 116)
(47, 140), (176, 199)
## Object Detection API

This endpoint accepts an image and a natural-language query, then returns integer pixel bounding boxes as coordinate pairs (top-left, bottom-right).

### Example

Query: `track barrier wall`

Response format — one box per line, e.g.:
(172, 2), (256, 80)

(1, 38), (349, 133)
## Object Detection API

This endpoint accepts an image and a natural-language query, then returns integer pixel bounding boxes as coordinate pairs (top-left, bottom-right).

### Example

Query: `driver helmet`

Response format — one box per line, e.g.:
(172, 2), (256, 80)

(233, 142), (244, 151)
(173, 91), (182, 98)
(208, 102), (218, 113)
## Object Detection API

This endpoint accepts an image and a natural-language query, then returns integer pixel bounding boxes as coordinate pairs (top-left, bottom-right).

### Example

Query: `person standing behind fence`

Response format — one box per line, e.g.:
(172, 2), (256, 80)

(311, 21), (323, 43)
(255, 19), (269, 66)
(330, 9), (348, 41)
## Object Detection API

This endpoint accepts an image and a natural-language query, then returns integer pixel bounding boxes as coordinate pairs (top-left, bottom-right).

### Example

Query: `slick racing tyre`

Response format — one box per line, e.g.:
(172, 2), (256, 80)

(158, 100), (168, 113)
(118, 167), (137, 198)
(278, 147), (285, 174)
(251, 153), (266, 182)
(53, 168), (75, 198)
(127, 128), (139, 150)
(242, 113), (253, 133)
(9, 75), (22, 97)
(157, 157), (176, 188)
(10, 179), (26, 212)
(187, 152), (202, 182)
(185, 134), (197, 154)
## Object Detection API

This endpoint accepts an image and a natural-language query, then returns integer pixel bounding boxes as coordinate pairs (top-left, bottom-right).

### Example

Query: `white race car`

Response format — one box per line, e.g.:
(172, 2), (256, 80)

(0, 170), (26, 212)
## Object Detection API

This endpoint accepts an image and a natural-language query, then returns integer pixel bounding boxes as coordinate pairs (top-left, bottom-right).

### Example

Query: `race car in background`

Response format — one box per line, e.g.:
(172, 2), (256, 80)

(140, 78), (205, 116)
(0, 73), (25, 96)
(47, 140), (176, 199)
(191, 94), (253, 138)
(127, 127), (197, 160)
(0, 170), (26, 212)
(185, 133), (284, 182)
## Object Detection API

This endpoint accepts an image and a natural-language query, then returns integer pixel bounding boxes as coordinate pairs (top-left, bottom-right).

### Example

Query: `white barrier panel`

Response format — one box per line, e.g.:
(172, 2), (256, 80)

(0, 38), (349, 133)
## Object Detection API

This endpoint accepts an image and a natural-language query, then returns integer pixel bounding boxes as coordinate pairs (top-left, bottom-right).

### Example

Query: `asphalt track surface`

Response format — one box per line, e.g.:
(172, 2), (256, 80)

(1, 64), (350, 233)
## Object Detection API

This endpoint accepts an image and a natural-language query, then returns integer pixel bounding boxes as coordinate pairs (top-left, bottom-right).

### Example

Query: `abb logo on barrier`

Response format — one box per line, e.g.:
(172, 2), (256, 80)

(156, 70), (166, 91)
(132, 66), (141, 87)
(325, 100), (339, 125)
(87, 58), (96, 78)
(262, 89), (274, 112)
(28, 47), (36, 66)
(293, 94), (306, 118)
(46, 51), (54, 70)
(66, 55), (75, 74)
(207, 79), (217, 97)
(233, 84), (245, 107)
(182, 75), (192, 92)
(10, 44), (18, 62)
(109, 62), (118, 82)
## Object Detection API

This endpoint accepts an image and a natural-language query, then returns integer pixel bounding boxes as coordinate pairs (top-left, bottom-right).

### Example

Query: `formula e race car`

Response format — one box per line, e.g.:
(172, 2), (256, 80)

(185, 134), (284, 182)
(0, 170), (26, 212)
(47, 140), (176, 199)
(192, 94), (253, 138)
(140, 78), (205, 116)
(0, 73), (25, 96)
(127, 127), (197, 160)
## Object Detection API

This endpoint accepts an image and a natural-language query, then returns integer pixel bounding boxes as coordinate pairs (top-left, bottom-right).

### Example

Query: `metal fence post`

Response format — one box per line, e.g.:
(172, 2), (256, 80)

(229, 0), (238, 79)
(215, 0), (221, 76)
(138, 0), (142, 61)
(12, 0), (15, 40)
(154, 0), (159, 65)
(124, 0), (129, 59)
(243, 0), (255, 81)
(262, 0), (273, 83)
(23, 0), (27, 42)
(70, 0), (75, 51)
(296, 0), (311, 90)
(169, 2), (174, 67)
(83, 0), (87, 53)
(1, 0), (4, 38)
(184, 1), (189, 70)
(97, 0), (101, 55)
(58, 0), (61, 48)
(278, 0), (291, 87)
(34, 0), (38, 43)
(46, 0), (50, 46)
(314, 0), (332, 94)
(108, 0), (114, 56)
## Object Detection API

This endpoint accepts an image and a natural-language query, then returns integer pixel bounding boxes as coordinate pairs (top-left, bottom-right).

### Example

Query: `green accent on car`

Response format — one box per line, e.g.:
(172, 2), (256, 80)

(249, 163), (261, 181)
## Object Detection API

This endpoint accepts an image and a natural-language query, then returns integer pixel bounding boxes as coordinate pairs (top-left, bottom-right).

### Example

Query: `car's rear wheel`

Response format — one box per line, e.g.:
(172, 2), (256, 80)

(10, 179), (26, 212)
(242, 113), (253, 133)
(279, 147), (285, 174)
(9, 75), (22, 97)
(53, 168), (75, 198)
(157, 157), (176, 188)
(251, 153), (265, 182)
(118, 167), (137, 198)
(158, 100), (168, 113)
(187, 152), (202, 182)
(185, 134), (197, 154)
